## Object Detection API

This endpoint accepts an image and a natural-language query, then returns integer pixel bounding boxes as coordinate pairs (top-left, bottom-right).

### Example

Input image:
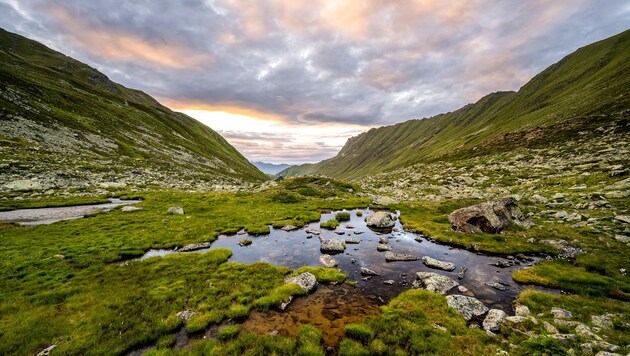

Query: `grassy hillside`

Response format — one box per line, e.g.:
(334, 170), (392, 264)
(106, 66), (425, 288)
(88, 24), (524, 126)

(283, 29), (630, 180)
(0, 28), (267, 194)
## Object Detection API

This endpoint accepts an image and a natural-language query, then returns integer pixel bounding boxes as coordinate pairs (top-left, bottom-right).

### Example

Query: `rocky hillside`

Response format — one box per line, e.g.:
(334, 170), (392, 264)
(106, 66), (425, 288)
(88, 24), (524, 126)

(0, 28), (268, 196)
(282, 30), (630, 180)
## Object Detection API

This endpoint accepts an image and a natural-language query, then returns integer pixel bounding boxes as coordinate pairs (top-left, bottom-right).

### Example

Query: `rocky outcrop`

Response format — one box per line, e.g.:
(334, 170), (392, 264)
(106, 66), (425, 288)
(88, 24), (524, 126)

(385, 252), (419, 261)
(448, 198), (533, 233)
(422, 256), (456, 271)
(285, 272), (318, 293)
(319, 255), (338, 267)
(415, 272), (459, 294)
(446, 295), (489, 320)
(483, 309), (507, 332)
(4, 179), (42, 191)
(365, 211), (396, 229)
(319, 236), (345, 253)
(167, 206), (184, 215)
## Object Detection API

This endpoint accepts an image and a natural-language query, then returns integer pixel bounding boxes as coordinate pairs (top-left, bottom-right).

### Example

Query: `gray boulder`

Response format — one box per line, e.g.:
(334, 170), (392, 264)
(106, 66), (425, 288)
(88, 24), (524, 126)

(167, 206), (184, 215)
(483, 309), (507, 332)
(422, 256), (456, 271)
(415, 272), (459, 294)
(285, 272), (318, 293)
(365, 211), (396, 229)
(551, 307), (573, 319)
(448, 197), (533, 233)
(385, 252), (419, 261)
(178, 242), (211, 252)
(446, 295), (489, 320)
(319, 255), (338, 268)
(319, 236), (345, 253)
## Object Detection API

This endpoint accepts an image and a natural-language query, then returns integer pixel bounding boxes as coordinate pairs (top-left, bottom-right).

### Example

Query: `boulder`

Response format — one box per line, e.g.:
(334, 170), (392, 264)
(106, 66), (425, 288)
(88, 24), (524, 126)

(121, 206), (143, 212)
(515, 305), (531, 317)
(448, 197), (533, 233)
(415, 272), (459, 294)
(319, 236), (345, 253)
(551, 307), (573, 319)
(483, 309), (507, 332)
(365, 211), (396, 229)
(285, 272), (318, 293)
(446, 295), (489, 320)
(422, 256), (456, 271)
(178, 242), (211, 252)
(360, 267), (379, 276)
(167, 206), (184, 215)
(576, 324), (603, 341)
(319, 255), (338, 268)
(385, 252), (419, 261)
(4, 179), (41, 191)
(544, 321), (559, 334)
(377, 243), (393, 251)
(614, 215), (630, 225)
(591, 314), (615, 329)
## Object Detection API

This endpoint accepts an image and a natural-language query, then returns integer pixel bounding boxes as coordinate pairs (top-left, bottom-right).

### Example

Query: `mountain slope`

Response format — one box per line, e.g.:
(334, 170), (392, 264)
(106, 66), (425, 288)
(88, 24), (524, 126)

(0, 28), (267, 193)
(282, 29), (630, 180)
(251, 161), (293, 175)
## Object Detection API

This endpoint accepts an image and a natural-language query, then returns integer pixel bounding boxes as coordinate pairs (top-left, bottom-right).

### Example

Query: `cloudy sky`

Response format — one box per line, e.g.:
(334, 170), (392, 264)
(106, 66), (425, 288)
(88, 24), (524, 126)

(1, 1), (628, 164)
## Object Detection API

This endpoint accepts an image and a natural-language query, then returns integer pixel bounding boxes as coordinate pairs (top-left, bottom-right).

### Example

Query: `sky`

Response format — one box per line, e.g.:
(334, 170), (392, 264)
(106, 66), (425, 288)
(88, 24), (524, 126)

(0, 1), (629, 164)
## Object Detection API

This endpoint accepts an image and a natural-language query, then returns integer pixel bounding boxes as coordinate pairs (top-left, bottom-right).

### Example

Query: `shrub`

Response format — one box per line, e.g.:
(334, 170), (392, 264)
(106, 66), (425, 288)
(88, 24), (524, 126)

(344, 324), (374, 342)
(271, 191), (302, 203)
(320, 219), (339, 230)
(335, 212), (351, 222)
(217, 325), (240, 340)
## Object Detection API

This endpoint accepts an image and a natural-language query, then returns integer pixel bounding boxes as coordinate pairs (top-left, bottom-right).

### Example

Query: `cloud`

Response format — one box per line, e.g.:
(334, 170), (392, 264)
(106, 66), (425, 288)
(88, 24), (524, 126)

(0, 0), (628, 162)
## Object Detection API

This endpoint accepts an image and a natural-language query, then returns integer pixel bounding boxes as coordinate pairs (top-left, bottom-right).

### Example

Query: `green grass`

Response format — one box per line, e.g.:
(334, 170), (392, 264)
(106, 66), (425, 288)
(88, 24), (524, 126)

(335, 212), (351, 222)
(320, 219), (340, 229)
(0, 195), (110, 211)
(296, 266), (347, 284)
(344, 324), (374, 342)
(217, 325), (240, 340)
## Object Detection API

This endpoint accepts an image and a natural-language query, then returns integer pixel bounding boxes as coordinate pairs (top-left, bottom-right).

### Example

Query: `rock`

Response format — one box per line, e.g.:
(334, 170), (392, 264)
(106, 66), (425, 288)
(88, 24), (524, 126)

(614, 215), (630, 225)
(483, 309), (507, 332)
(486, 282), (507, 291)
(544, 321), (559, 334)
(334, 230), (345, 235)
(319, 236), (345, 253)
(515, 305), (531, 317)
(576, 324), (603, 341)
(505, 316), (530, 324)
(448, 197), (533, 233)
(550, 334), (577, 346)
(593, 351), (621, 356)
(285, 272), (318, 293)
(353, 231), (364, 235)
(53, 254), (66, 260)
(457, 286), (470, 293)
(385, 252), (419, 261)
(281, 225), (299, 231)
(237, 239), (252, 247)
(305, 229), (321, 235)
(345, 238), (360, 244)
(552, 307), (573, 319)
(614, 235), (630, 243)
(98, 182), (127, 189)
(350, 258), (356, 264)
(121, 206), (143, 212)
(415, 272), (459, 294)
(582, 341), (621, 353)
(176, 310), (197, 323)
(591, 314), (614, 329)
(382, 280), (395, 285)
(319, 255), (338, 268)
(555, 211), (569, 219)
(554, 319), (580, 327)
(422, 256), (456, 271)
(36, 345), (56, 356)
(457, 267), (467, 279)
(365, 211), (396, 229)
(167, 206), (184, 215)
(4, 179), (42, 191)
(531, 194), (548, 204)
(377, 243), (393, 251)
(279, 296), (293, 310)
(178, 242), (211, 252)
(379, 236), (389, 244)
(360, 267), (379, 276)
(237, 229), (247, 235)
(432, 323), (447, 332)
(373, 196), (397, 206)
(446, 295), (489, 321)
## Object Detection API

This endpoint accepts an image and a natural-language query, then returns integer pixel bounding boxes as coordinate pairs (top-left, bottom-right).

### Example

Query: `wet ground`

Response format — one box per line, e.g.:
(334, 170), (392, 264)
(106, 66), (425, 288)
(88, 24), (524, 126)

(0, 198), (141, 225)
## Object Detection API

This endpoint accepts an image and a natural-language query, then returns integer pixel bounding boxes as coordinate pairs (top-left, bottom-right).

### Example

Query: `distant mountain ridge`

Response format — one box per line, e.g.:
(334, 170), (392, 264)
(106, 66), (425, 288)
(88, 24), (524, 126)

(251, 161), (293, 175)
(0, 28), (268, 193)
(281, 29), (630, 180)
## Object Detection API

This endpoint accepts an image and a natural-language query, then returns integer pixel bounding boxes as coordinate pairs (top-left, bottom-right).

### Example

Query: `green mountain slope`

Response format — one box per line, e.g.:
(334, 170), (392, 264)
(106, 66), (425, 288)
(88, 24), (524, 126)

(0, 28), (267, 193)
(283, 29), (630, 180)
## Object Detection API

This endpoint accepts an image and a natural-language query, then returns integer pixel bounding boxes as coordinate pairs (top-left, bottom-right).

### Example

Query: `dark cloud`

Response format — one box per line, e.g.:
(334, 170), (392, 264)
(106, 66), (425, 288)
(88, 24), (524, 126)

(0, 0), (628, 162)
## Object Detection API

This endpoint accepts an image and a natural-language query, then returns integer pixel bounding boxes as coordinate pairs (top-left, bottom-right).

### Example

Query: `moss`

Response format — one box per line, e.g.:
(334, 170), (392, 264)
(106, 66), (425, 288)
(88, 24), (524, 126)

(339, 339), (369, 356)
(252, 283), (308, 311)
(296, 267), (347, 284)
(335, 212), (351, 222)
(356, 211), (363, 217)
(320, 219), (339, 230)
(238, 239), (252, 246)
(245, 225), (270, 235)
(344, 324), (374, 342)
(217, 325), (240, 340)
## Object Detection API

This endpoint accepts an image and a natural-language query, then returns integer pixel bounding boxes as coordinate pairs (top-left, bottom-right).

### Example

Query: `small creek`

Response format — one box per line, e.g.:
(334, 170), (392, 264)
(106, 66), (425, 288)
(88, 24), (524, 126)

(137, 208), (546, 348)
(0, 198), (141, 225)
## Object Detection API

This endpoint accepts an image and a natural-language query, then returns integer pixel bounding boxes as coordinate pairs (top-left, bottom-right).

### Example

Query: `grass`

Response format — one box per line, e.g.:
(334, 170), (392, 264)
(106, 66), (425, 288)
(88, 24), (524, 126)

(0, 195), (111, 211)
(335, 212), (351, 222)
(217, 325), (240, 340)
(320, 219), (340, 230)
(344, 324), (374, 342)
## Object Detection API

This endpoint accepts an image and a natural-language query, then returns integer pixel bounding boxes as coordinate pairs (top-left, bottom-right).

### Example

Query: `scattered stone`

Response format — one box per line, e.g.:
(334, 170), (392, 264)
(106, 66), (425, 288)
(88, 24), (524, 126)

(377, 243), (392, 251)
(422, 256), (456, 271)
(492, 260), (515, 268)
(457, 267), (467, 279)
(345, 238), (360, 244)
(334, 230), (345, 235)
(483, 309), (507, 332)
(281, 225), (299, 231)
(550, 334), (577, 346)
(319, 255), (338, 268)
(446, 295), (489, 321)
(360, 267), (379, 276)
(379, 236), (389, 244)
(353, 231), (364, 235)
(279, 296), (293, 311)
(35, 345), (56, 356)
(383, 280), (395, 285)
(53, 254), (66, 260)
(485, 282), (507, 291)
(591, 314), (614, 329)
(237, 239), (252, 247)
(179, 242), (211, 252)
(415, 272), (459, 294)
(385, 252), (419, 261)
(458, 286), (469, 293)
(552, 307), (573, 319)
(515, 305), (531, 317)
(372, 196), (397, 206)
(614, 235), (630, 243)
(237, 229), (247, 235)
(350, 258), (356, 264)
(432, 323), (447, 332)
(121, 206), (143, 212)
(544, 321), (559, 334)
(305, 229), (321, 235)
(576, 324), (603, 341)
(4, 179), (42, 191)
(365, 211), (396, 228)
(167, 206), (184, 215)
(505, 316), (530, 324)
(176, 310), (197, 323)
(554, 319), (580, 327)
(531, 194), (548, 204)
(319, 236), (345, 253)
(581, 341), (621, 353)
(448, 197), (533, 233)
(614, 215), (630, 225)
(285, 272), (318, 293)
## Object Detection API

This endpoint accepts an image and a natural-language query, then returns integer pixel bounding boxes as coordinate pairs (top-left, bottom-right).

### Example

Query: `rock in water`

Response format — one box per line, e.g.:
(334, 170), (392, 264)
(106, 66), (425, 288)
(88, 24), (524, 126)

(360, 267), (379, 276)
(385, 252), (419, 261)
(377, 243), (393, 251)
(365, 211), (396, 228)
(415, 272), (459, 294)
(167, 206), (184, 215)
(319, 255), (338, 267)
(281, 225), (299, 231)
(319, 236), (346, 252)
(448, 197), (533, 233)
(285, 272), (318, 292)
(345, 238), (360, 244)
(178, 242), (211, 252)
(457, 267), (467, 279)
(483, 309), (507, 332)
(446, 295), (489, 320)
(422, 256), (456, 271)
